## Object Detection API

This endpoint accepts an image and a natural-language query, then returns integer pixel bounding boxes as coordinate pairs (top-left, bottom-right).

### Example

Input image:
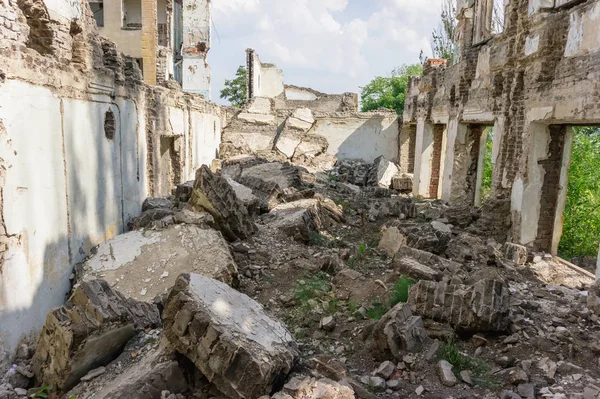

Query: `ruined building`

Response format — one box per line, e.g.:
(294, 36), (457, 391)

(1, 0), (600, 397)
(402, 0), (600, 259)
(89, 0), (211, 94)
(0, 0), (219, 356)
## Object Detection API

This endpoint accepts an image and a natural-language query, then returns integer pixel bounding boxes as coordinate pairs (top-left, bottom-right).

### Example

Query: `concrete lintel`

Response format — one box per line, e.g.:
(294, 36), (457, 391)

(527, 106), (555, 122)
(462, 109), (495, 123)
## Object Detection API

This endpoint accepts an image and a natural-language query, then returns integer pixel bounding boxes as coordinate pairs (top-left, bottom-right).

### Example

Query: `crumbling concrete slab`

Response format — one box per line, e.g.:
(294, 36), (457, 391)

(408, 279), (511, 332)
(371, 303), (431, 361)
(238, 162), (303, 193)
(366, 156), (399, 188)
(32, 280), (161, 391)
(238, 113), (276, 125)
(163, 274), (299, 399)
(224, 175), (260, 215)
(286, 108), (315, 132)
(279, 376), (355, 399)
(65, 340), (189, 399)
(393, 256), (442, 281)
(189, 165), (258, 240)
(77, 225), (238, 301)
(267, 199), (324, 243)
(378, 226), (407, 257)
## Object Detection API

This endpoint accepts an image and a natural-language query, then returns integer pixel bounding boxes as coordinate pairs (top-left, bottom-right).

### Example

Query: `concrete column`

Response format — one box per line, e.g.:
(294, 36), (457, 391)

(441, 119), (463, 203)
(181, 0), (211, 97)
(141, 0), (158, 85)
(412, 119), (434, 197)
(474, 128), (489, 206)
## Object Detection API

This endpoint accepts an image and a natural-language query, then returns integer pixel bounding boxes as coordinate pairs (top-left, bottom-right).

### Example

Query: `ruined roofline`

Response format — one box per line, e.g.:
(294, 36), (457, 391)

(282, 84), (357, 98)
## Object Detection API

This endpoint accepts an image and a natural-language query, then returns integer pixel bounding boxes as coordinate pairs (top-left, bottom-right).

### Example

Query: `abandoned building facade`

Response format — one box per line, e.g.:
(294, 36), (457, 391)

(402, 0), (600, 259)
(1, 0), (600, 377)
(89, 0), (211, 95)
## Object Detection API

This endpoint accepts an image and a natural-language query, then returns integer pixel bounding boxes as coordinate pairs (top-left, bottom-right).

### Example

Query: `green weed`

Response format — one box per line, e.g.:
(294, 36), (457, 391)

(390, 275), (416, 306)
(439, 341), (496, 388)
(365, 301), (388, 320)
(294, 272), (330, 304)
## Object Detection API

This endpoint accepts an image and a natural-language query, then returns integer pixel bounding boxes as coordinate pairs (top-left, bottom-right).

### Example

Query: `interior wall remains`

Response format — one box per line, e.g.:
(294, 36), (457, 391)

(0, 0), (223, 357)
(402, 0), (600, 249)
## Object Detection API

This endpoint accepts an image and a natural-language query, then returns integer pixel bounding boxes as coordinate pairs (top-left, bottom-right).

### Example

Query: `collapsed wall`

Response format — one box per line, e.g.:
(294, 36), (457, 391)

(226, 50), (399, 169)
(402, 0), (600, 253)
(0, 0), (224, 356)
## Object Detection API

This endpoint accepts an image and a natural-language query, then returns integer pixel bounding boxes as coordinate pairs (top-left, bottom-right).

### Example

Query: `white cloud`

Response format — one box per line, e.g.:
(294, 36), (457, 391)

(210, 0), (443, 104)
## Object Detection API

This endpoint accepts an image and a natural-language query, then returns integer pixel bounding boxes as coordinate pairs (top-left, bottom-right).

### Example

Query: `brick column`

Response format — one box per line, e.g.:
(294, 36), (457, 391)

(141, 0), (158, 85)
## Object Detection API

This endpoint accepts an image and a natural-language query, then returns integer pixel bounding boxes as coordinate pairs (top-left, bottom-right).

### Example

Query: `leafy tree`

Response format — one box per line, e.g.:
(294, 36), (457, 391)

(431, 0), (457, 63)
(360, 64), (423, 115)
(220, 66), (247, 107)
(480, 127), (494, 201)
(559, 127), (600, 259)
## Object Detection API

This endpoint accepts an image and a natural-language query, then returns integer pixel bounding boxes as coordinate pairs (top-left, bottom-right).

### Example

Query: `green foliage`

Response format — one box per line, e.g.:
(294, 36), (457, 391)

(390, 276), (416, 306)
(294, 272), (330, 304)
(30, 387), (53, 398)
(365, 276), (415, 320)
(431, 0), (457, 63)
(480, 127), (494, 202)
(365, 301), (388, 320)
(360, 64), (423, 115)
(220, 65), (247, 107)
(559, 127), (600, 259)
(440, 341), (495, 387)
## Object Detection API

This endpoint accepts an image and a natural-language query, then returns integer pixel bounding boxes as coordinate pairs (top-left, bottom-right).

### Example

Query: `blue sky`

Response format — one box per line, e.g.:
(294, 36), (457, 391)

(209, 0), (443, 105)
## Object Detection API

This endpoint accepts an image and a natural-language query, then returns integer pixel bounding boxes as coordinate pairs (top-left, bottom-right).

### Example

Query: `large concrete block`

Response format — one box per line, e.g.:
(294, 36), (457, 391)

(163, 274), (299, 399)
(77, 225), (238, 301)
(408, 279), (511, 332)
(392, 256), (442, 281)
(267, 199), (324, 243)
(371, 303), (431, 361)
(32, 280), (161, 391)
(366, 156), (399, 188)
(189, 165), (258, 241)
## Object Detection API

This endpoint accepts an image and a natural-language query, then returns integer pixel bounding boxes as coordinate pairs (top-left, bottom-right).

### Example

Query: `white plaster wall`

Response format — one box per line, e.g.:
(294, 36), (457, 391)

(0, 81), (70, 355)
(285, 87), (318, 101)
(182, 0), (210, 50)
(0, 81), (147, 354)
(190, 111), (222, 179)
(119, 98), (147, 224)
(416, 123), (435, 197)
(44, 0), (82, 22)
(308, 114), (399, 163)
(257, 67), (284, 99)
(182, 59), (211, 98)
(441, 120), (464, 202)
(565, 2), (600, 57)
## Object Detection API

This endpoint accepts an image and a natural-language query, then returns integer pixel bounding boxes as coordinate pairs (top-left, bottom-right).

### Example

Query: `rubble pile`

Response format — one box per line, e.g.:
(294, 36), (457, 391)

(2, 157), (599, 399)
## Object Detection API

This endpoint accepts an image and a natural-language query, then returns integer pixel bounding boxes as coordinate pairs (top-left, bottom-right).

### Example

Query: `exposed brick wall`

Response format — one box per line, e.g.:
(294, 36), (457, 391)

(399, 124), (417, 174)
(403, 0), (600, 245)
(534, 125), (566, 251)
(428, 124), (445, 198)
(408, 126), (416, 174)
(141, 0), (158, 85)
